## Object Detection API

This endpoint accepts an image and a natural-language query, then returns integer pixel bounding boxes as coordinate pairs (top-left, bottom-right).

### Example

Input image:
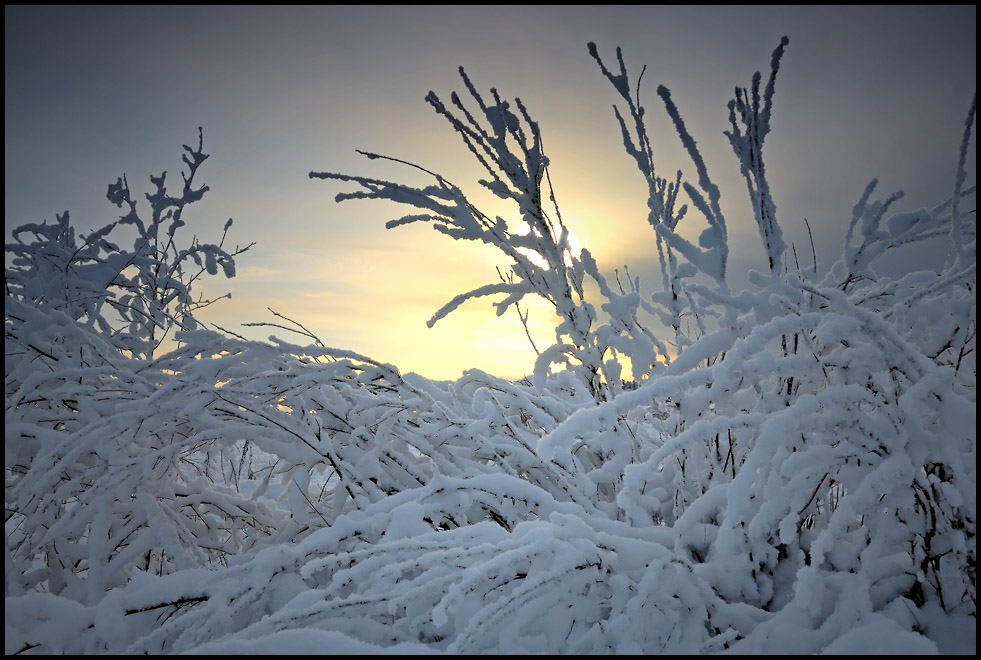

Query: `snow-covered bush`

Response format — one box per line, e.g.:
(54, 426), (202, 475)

(5, 133), (272, 599)
(6, 38), (976, 654)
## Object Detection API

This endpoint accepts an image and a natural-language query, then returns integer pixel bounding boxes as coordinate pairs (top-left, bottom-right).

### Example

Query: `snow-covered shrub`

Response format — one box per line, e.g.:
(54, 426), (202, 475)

(6, 38), (976, 655)
(5, 134), (272, 600)
(309, 35), (975, 649)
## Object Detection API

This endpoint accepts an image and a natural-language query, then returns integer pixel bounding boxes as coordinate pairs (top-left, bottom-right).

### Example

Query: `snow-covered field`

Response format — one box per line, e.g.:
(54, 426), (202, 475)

(5, 38), (976, 654)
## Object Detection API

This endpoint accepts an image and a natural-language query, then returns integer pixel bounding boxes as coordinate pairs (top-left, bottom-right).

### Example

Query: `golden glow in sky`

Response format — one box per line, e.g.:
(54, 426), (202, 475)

(209, 176), (651, 381)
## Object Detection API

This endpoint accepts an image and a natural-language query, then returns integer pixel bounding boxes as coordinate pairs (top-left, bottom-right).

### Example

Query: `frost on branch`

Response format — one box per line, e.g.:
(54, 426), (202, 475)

(6, 39), (976, 655)
(724, 36), (788, 274)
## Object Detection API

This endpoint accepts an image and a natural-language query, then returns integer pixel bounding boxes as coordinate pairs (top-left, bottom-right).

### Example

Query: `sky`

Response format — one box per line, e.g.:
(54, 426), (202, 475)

(5, 5), (976, 380)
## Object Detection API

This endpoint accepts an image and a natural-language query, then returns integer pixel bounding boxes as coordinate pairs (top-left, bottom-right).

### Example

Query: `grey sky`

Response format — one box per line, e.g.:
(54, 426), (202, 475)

(5, 5), (976, 378)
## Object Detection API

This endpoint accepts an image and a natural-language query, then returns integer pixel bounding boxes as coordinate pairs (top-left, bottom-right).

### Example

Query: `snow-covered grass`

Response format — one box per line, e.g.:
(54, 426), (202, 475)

(5, 38), (976, 654)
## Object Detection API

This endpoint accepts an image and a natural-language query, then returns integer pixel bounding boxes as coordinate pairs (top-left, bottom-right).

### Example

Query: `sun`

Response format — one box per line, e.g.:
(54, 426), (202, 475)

(510, 221), (583, 271)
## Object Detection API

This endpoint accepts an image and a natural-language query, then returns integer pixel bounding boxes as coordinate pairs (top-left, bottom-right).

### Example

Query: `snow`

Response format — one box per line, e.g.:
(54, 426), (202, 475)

(6, 35), (976, 655)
